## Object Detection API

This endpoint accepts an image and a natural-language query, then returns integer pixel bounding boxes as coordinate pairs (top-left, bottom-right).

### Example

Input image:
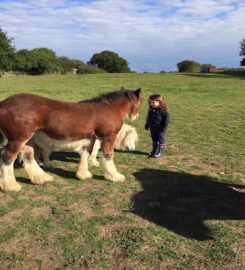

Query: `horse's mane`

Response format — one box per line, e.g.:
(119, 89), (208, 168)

(79, 88), (136, 104)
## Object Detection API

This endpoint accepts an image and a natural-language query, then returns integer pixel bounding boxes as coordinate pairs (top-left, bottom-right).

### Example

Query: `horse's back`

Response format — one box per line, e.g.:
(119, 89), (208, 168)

(0, 94), (47, 135)
(0, 93), (57, 118)
(0, 93), (86, 139)
(0, 93), (77, 111)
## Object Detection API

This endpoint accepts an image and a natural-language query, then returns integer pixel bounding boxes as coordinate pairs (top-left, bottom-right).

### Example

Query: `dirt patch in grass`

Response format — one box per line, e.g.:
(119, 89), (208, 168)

(99, 222), (132, 239)
(231, 238), (245, 264)
(232, 173), (245, 183)
(1, 233), (65, 270)
(70, 199), (96, 218)
(156, 153), (232, 179)
(0, 193), (13, 204)
(21, 192), (55, 203)
(0, 209), (24, 224)
(29, 206), (52, 217)
(54, 177), (70, 185)
(100, 202), (120, 216)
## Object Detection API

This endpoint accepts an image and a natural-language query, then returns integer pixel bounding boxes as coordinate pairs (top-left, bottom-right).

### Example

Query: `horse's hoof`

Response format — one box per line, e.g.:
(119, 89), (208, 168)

(105, 173), (126, 183)
(43, 174), (54, 182)
(1, 182), (22, 192)
(44, 162), (54, 169)
(90, 160), (100, 167)
(31, 173), (54, 185)
(88, 158), (100, 167)
(76, 171), (93, 180)
(114, 174), (126, 182)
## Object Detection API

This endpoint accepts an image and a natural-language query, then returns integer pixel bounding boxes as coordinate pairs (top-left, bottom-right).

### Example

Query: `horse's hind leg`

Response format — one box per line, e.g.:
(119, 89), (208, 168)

(42, 148), (53, 168)
(101, 136), (125, 182)
(34, 143), (53, 168)
(28, 137), (53, 168)
(0, 140), (23, 192)
(20, 145), (53, 185)
(88, 139), (101, 167)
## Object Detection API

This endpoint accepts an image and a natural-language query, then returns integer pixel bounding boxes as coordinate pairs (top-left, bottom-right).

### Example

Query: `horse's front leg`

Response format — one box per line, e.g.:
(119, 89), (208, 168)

(76, 145), (93, 180)
(101, 135), (126, 182)
(0, 140), (23, 192)
(20, 144), (53, 185)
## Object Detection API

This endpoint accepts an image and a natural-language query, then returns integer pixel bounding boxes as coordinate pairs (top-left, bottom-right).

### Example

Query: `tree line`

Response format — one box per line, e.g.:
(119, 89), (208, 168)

(0, 28), (131, 75)
(176, 61), (216, 73)
(177, 39), (245, 73)
(1, 27), (245, 75)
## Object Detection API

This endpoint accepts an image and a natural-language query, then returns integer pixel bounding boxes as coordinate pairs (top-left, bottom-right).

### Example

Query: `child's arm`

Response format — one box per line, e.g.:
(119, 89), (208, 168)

(145, 122), (150, 130)
(161, 112), (170, 131)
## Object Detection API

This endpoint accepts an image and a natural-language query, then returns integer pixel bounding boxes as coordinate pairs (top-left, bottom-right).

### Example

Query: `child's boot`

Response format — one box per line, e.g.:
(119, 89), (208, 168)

(148, 142), (157, 157)
(152, 144), (164, 158)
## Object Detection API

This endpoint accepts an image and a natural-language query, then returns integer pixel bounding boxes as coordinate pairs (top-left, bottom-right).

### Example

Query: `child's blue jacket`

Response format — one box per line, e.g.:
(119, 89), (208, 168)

(147, 108), (170, 130)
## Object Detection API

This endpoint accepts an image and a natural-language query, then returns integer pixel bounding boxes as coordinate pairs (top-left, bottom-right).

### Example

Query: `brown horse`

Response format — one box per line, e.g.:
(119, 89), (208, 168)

(0, 88), (142, 192)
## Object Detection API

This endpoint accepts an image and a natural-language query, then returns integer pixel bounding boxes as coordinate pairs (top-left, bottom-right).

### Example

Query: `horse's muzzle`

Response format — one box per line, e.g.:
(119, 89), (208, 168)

(130, 113), (139, 121)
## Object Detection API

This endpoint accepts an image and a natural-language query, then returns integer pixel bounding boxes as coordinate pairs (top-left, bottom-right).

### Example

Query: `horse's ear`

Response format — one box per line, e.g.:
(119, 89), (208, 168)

(135, 88), (142, 98)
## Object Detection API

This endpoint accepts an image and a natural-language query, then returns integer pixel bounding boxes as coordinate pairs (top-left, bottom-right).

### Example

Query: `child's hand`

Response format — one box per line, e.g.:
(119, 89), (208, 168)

(145, 123), (150, 130)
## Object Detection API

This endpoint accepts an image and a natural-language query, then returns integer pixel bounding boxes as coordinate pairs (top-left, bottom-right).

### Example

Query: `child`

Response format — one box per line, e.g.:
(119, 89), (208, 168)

(145, 94), (170, 158)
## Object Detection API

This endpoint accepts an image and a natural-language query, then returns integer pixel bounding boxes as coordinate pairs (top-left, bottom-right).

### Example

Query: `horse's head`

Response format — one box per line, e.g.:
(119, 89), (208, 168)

(124, 128), (138, 151)
(85, 88), (142, 122)
(128, 88), (142, 121)
(114, 124), (138, 151)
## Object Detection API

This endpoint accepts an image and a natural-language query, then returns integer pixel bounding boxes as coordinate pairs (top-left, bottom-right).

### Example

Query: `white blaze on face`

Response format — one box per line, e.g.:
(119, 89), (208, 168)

(130, 113), (139, 121)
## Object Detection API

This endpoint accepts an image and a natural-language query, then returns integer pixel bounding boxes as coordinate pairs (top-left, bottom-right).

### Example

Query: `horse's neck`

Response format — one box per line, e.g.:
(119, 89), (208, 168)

(113, 98), (131, 117)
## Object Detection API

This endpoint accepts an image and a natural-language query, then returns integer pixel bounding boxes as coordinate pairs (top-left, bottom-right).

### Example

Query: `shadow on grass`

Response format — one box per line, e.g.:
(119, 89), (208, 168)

(51, 149), (148, 158)
(17, 177), (33, 185)
(50, 151), (79, 163)
(132, 168), (245, 240)
(14, 150), (105, 182)
(44, 164), (105, 182)
(115, 149), (148, 156)
(45, 166), (77, 179)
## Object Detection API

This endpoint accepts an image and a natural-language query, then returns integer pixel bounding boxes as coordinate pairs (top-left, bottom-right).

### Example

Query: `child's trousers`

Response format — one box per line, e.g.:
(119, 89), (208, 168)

(150, 127), (166, 145)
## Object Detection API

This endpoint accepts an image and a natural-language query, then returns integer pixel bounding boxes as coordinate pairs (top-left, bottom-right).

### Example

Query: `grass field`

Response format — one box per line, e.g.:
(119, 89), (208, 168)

(0, 73), (244, 270)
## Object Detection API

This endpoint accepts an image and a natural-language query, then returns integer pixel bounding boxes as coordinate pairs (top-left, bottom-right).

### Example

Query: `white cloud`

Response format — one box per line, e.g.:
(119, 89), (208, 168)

(0, 0), (244, 71)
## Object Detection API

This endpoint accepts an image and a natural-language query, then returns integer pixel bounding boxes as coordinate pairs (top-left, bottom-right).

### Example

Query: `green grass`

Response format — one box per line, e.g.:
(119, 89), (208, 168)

(0, 73), (244, 269)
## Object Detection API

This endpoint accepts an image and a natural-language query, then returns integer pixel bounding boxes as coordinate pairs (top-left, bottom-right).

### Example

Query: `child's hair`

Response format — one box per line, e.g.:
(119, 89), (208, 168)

(148, 94), (168, 112)
(146, 94), (169, 123)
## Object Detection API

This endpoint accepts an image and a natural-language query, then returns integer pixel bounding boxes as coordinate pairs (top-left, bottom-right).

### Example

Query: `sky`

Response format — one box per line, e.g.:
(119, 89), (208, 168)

(0, 0), (244, 72)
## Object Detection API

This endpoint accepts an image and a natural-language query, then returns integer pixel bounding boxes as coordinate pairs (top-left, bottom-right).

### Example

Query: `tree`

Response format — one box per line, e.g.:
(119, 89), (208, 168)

(13, 48), (59, 74)
(88, 50), (131, 73)
(200, 64), (216, 73)
(13, 49), (35, 73)
(76, 64), (106, 74)
(240, 38), (245, 66)
(177, 60), (201, 72)
(0, 28), (15, 72)
(58, 57), (85, 74)
(29, 48), (59, 74)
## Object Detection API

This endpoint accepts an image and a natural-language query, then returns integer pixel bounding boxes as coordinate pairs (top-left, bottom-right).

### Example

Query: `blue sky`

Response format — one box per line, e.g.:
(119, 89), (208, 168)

(0, 0), (244, 72)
